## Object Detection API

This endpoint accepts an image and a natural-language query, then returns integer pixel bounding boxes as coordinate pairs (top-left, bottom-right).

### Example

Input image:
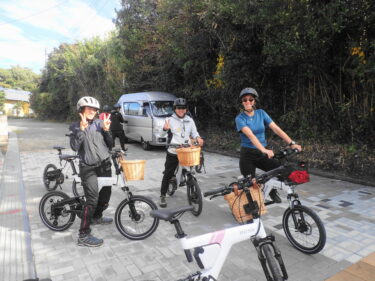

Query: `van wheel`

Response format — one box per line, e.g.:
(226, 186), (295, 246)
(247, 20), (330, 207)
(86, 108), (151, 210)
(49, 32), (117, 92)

(142, 140), (151, 150)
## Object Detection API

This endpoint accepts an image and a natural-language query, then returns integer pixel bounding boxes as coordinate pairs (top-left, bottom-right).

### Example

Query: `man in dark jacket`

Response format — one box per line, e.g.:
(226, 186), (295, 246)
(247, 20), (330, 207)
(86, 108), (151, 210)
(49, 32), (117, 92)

(110, 103), (127, 151)
(69, 96), (113, 247)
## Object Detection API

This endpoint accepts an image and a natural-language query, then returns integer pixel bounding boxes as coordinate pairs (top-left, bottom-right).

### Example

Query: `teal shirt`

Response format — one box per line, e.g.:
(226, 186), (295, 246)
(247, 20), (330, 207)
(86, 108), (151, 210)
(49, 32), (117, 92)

(235, 110), (273, 149)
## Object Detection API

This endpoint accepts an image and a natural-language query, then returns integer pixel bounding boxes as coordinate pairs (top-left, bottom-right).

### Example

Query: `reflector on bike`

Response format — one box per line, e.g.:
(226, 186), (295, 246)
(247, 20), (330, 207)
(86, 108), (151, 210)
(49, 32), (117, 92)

(288, 170), (310, 184)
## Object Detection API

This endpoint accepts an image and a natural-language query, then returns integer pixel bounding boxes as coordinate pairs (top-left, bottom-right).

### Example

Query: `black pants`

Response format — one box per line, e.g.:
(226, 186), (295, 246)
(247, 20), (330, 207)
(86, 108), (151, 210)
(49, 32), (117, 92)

(239, 147), (281, 178)
(79, 159), (112, 235)
(160, 152), (179, 196)
(111, 130), (126, 150)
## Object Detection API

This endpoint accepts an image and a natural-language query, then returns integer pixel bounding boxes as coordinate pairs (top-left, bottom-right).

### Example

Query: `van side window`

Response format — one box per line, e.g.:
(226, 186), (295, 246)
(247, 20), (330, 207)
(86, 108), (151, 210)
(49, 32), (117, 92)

(125, 102), (141, 116)
(123, 103), (129, 114)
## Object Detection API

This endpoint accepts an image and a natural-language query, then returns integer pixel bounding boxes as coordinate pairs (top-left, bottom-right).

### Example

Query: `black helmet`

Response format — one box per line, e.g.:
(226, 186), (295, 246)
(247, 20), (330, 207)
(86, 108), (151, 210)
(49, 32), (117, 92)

(239, 88), (259, 100)
(103, 105), (111, 113)
(173, 98), (187, 109)
(113, 103), (121, 109)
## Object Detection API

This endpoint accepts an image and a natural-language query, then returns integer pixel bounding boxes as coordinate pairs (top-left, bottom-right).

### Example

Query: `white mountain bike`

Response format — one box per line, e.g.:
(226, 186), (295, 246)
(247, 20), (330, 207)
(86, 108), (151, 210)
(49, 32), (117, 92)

(150, 178), (288, 281)
(259, 148), (326, 254)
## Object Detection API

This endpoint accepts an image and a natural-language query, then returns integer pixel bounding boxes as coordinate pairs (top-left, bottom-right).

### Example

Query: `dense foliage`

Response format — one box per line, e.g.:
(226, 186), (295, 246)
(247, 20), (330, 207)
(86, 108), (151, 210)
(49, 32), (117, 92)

(0, 66), (39, 91)
(32, 0), (375, 148)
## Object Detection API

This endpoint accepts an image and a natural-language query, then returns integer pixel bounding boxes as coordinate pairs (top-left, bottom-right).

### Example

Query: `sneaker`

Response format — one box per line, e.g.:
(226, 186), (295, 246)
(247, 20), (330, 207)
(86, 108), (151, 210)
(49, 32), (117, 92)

(179, 180), (186, 187)
(77, 234), (103, 247)
(159, 195), (167, 208)
(269, 189), (282, 203)
(91, 217), (113, 225)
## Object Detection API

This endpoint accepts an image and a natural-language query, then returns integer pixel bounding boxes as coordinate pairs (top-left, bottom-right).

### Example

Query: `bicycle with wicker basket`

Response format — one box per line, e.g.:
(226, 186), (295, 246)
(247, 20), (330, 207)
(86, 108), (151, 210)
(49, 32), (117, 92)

(39, 148), (159, 240)
(227, 148), (326, 254)
(167, 144), (203, 216)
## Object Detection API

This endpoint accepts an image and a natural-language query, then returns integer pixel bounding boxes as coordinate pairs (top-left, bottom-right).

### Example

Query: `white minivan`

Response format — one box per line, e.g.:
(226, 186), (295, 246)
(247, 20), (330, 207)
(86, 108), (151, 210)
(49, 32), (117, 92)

(116, 91), (177, 150)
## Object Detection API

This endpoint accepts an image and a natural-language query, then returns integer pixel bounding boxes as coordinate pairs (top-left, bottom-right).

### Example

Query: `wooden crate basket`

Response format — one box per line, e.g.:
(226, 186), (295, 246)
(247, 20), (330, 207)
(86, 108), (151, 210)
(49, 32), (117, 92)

(120, 160), (146, 181)
(176, 146), (201, 166)
(224, 183), (267, 224)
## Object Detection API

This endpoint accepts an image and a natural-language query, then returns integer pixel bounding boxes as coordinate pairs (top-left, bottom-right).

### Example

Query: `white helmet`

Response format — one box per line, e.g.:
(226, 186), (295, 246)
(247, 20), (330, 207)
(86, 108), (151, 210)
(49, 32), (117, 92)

(76, 96), (100, 111)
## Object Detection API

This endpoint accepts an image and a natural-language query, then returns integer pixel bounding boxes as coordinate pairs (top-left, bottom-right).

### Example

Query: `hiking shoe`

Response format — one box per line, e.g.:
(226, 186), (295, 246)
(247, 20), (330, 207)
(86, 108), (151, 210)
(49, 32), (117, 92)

(159, 195), (167, 208)
(77, 234), (103, 247)
(91, 217), (113, 225)
(269, 189), (282, 203)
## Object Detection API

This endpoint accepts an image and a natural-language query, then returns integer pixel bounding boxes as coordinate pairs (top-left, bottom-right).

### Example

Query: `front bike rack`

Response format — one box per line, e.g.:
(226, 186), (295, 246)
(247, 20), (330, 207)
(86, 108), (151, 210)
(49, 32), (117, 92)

(252, 234), (288, 281)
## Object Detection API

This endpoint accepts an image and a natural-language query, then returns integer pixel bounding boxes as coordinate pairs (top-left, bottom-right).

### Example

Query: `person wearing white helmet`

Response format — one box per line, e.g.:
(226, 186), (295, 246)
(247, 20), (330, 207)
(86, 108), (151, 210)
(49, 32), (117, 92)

(235, 88), (302, 203)
(69, 96), (113, 247)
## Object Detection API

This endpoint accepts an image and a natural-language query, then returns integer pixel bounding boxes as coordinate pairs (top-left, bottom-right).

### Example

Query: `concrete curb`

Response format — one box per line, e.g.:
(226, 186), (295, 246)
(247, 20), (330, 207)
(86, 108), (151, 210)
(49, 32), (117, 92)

(202, 147), (375, 187)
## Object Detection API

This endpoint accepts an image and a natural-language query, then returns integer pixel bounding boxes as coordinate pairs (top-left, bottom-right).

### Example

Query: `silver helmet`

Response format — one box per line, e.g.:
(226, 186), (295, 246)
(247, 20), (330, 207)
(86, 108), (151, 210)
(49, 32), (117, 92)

(239, 88), (259, 100)
(76, 96), (100, 111)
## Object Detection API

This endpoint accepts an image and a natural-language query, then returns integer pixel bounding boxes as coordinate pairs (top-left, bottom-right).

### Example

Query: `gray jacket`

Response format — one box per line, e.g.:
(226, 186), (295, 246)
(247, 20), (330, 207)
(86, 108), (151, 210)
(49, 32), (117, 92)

(160, 113), (200, 154)
(69, 118), (113, 166)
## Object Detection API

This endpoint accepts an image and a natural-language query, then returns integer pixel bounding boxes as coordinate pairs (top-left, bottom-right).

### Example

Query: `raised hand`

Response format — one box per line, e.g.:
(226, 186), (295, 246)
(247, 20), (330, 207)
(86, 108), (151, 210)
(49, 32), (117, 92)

(79, 112), (88, 131)
(163, 118), (170, 131)
(103, 114), (111, 131)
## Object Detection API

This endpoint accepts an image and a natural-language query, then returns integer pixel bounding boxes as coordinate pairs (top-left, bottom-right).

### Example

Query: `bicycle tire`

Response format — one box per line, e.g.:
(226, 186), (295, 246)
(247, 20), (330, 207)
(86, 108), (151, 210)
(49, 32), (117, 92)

(195, 164), (203, 173)
(43, 164), (60, 191)
(39, 190), (76, 231)
(72, 179), (85, 197)
(282, 204), (326, 254)
(115, 195), (159, 240)
(187, 178), (203, 216)
(262, 244), (284, 281)
(167, 178), (177, 196)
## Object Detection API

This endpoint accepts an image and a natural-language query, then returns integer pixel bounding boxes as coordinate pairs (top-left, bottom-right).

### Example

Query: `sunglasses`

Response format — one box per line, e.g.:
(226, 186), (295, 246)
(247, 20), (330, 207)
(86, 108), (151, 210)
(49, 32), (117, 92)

(176, 106), (187, 110)
(242, 98), (255, 103)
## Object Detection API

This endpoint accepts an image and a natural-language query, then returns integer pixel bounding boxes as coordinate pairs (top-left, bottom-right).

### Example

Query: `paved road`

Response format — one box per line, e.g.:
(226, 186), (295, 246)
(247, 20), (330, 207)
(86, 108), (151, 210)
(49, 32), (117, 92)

(1, 119), (375, 281)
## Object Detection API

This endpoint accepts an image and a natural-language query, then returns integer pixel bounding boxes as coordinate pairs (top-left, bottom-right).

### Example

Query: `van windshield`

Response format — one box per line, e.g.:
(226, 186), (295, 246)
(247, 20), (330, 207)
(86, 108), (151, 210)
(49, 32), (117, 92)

(150, 101), (174, 117)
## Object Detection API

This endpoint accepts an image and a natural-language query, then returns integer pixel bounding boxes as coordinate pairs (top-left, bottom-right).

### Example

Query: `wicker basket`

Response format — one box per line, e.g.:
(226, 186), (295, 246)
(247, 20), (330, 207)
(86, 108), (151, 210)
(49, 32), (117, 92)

(176, 146), (201, 166)
(120, 160), (146, 181)
(224, 183), (267, 224)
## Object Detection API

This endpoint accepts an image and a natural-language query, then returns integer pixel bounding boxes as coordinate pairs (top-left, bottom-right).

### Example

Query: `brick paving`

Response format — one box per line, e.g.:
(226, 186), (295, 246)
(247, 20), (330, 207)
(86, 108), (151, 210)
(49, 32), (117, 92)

(1, 119), (374, 281)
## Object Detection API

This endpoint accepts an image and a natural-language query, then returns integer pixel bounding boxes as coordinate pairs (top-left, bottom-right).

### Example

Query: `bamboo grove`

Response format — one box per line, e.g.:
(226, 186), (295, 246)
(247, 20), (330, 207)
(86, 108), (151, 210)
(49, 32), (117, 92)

(31, 0), (375, 147)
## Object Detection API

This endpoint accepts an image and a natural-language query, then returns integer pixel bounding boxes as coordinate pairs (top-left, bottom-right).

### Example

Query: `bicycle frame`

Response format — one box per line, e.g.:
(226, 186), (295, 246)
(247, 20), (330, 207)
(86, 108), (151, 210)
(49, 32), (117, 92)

(180, 219), (267, 280)
(174, 165), (195, 186)
(263, 178), (300, 209)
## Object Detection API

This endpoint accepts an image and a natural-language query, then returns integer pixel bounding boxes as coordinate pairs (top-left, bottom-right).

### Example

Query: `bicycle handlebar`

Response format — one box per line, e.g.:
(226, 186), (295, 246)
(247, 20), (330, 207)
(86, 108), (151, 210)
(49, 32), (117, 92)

(273, 148), (300, 160)
(203, 186), (228, 197)
(167, 143), (200, 149)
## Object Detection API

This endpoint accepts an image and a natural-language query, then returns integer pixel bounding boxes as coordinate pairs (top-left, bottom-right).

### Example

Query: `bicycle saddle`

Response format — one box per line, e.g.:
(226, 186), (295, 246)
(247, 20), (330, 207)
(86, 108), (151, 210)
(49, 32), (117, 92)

(59, 154), (79, 161)
(150, 205), (194, 221)
(53, 146), (65, 150)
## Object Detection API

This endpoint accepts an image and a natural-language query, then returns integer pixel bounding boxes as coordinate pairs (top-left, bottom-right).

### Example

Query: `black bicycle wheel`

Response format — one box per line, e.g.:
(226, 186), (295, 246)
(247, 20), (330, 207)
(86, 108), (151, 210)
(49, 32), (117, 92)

(282, 204), (326, 254)
(39, 190), (76, 231)
(187, 178), (203, 216)
(43, 164), (61, 191)
(72, 179), (85, 197)
(115, 195), (159, 240)
(167, 178), (177, 196)
(262, 244), (284, 281)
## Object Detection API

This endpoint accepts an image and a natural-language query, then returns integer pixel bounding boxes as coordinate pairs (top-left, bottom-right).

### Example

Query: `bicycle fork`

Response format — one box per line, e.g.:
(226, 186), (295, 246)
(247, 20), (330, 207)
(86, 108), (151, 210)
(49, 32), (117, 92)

(252, 234), (288, 281)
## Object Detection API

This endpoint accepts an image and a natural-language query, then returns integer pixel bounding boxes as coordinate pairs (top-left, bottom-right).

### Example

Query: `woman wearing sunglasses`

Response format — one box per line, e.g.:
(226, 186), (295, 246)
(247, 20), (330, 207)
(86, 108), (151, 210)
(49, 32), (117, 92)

(235, 87), (302, 203)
